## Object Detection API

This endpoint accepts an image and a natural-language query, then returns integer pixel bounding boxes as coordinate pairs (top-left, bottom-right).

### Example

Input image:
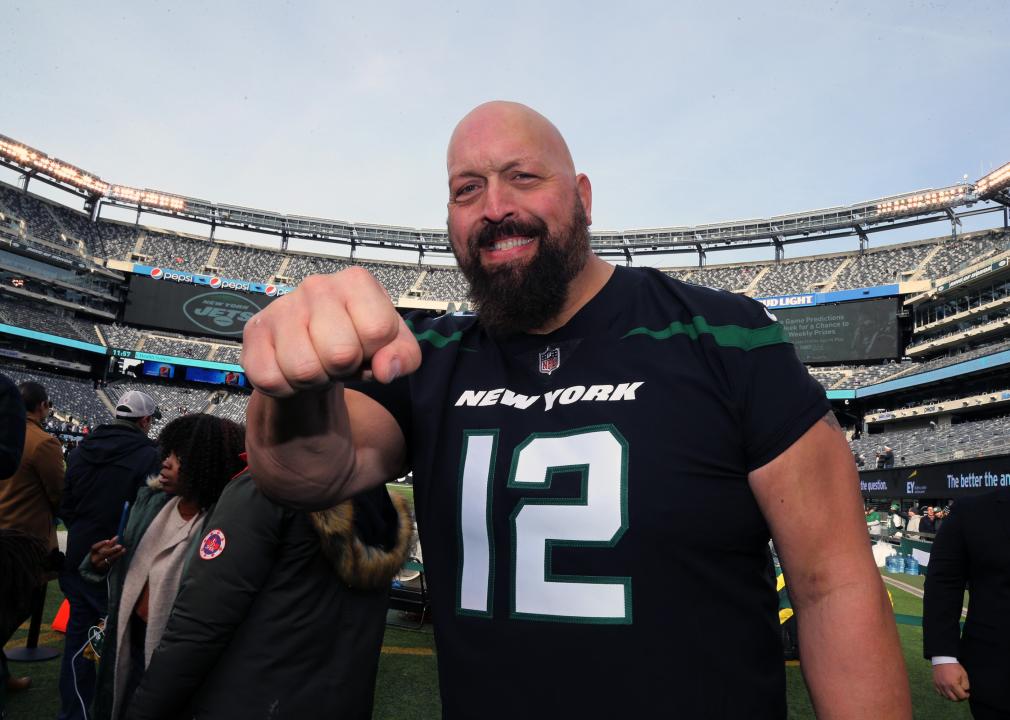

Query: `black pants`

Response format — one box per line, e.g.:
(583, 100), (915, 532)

(970, 698), (1010, 720)
(116, 615), (147, 720)
(57, 569), (108, 720)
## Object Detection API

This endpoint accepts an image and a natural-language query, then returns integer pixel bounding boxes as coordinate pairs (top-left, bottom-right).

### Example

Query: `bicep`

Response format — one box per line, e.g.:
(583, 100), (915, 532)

(343, 388), (408, 496)
(748, 415), (871, 605)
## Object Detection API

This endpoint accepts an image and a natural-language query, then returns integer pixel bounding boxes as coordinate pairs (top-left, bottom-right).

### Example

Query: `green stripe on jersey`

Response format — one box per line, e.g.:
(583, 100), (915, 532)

(621, 316), (787, 350)
(406, 319), (463, 348)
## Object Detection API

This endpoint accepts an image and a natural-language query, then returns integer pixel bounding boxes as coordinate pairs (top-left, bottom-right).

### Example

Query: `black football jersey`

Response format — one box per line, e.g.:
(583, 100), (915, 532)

(358, 266), (828, 719)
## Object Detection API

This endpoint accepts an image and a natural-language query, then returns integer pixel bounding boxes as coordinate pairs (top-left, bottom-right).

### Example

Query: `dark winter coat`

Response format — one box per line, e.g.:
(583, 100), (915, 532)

(0, 372), (25, 480)
(126, 475), (412, 720)
(60, 420), (160, 570)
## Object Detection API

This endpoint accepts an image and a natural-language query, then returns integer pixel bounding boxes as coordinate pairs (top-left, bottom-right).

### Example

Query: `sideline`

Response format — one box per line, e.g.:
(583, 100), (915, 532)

(882, 575), (967, 618)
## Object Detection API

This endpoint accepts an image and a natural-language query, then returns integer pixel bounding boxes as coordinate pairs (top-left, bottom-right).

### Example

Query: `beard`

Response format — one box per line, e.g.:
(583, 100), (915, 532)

(452, 199), (591, 337)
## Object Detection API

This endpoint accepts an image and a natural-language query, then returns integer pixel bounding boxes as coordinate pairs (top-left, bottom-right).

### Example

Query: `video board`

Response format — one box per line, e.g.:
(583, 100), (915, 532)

(775, 297), (899, 363)
(124, 276), (278, 339)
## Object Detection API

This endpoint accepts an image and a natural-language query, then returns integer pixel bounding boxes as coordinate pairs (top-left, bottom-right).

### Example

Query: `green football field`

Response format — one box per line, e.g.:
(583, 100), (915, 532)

(4, 486), (972, 720)
(4, 572), (972, 719)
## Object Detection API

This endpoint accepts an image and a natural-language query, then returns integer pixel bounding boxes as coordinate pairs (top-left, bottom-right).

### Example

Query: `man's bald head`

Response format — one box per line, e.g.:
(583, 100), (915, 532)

(447, 101), (576, 182)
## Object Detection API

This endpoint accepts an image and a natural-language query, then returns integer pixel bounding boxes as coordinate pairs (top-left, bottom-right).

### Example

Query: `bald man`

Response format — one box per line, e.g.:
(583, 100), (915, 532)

(242, 102), (910, 719)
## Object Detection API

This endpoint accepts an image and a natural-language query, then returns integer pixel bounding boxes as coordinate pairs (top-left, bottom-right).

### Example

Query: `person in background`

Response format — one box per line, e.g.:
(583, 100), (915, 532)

(865, 505), (883, 537)
(905, 506), (922, 537)
(888, 502), (904, 538)
(0, 373), (25, 480)
(57, 391), (161, 720)
(920, 505), (939, 536)
(0, 529), (46, 716)
(124, 464), (412, 718)
(0, 381), (64, 698)
(924, 488), (1010, 719)
(84, 414), (245, 720)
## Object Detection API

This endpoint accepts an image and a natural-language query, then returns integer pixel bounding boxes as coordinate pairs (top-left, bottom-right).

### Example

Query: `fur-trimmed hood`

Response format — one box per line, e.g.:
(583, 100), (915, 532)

(309, 490), (413, 591)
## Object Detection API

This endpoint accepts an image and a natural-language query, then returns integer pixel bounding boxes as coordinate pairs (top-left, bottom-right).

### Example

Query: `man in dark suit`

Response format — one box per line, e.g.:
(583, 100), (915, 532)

(923, 487), (1010, 719)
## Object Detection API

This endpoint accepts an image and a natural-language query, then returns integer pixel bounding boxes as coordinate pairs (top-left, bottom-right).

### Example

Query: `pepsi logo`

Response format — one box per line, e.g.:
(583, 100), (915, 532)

(265, 284), (277, 296)
(209, 276), (222, 288)
(150, 267), (163, 279)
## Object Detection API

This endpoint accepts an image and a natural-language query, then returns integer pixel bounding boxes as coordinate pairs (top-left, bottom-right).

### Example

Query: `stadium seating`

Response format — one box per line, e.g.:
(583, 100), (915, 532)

(10, 178), (1010, 476)
(754, 256), (847, 297)
(282, 254), (350, 282)
(918, 230), (1010, 280)
(100, 323), (145, 350)
(358, 261), (422, 299)
(420, 267), (471, 302)
(851, 413), (1010, 468)
(137, 230), (213, 269)
(211, 391), (249, 425)
(0, 185), (65, 246)
(687, 264), (759, 292)
(0, 296), (102, 344)
(210, 344), (243, 364)
(0, 362), (111, 426)
(212, 242), (284, 280)
(106, 381), (215, 433)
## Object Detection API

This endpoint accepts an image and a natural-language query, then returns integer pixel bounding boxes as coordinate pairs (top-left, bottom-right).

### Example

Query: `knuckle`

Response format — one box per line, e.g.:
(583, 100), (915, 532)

(285, 357), (326, 387)
(357, 315), (399, 344)
(321, 345), (363, 373)
(300, 273), (327, 292)
(247, 367), (289, 396)
(341, 266), (372, 284)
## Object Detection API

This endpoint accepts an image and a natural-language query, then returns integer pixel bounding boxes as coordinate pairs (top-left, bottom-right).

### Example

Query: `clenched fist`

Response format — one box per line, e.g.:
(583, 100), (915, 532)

(241, 268), (422, 396)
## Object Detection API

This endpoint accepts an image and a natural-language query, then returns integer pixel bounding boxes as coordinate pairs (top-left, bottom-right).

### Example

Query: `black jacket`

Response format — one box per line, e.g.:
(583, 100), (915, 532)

(923, 487), (1010, 711)
(127, 475), (412, 720)
(60, 420), (160, 569)
(0, 372), (25, 480)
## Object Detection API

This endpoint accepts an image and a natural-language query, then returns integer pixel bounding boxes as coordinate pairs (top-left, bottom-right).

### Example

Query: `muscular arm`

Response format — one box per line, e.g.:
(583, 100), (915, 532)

(246, 386), (406, 510)
(749, 413), (911, 720)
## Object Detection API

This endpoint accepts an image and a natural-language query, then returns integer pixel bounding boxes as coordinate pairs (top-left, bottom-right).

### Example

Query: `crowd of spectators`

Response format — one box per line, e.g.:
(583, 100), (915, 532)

(0, 296), (103, 345)
(4, 178), (1010, 308)
(849, 413), (1010, 468)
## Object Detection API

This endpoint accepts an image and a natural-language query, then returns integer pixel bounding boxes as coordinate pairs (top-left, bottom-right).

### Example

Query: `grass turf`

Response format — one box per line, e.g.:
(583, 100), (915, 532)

(5, 566), (973, 719)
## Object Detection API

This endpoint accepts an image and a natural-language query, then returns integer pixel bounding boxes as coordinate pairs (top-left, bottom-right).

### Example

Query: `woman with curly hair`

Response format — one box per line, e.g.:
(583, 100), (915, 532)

(81, 413), (245, 720)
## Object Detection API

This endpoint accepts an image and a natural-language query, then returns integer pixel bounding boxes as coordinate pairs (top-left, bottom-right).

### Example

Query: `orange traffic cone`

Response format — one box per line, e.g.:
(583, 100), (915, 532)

(52, 598), (70, 633)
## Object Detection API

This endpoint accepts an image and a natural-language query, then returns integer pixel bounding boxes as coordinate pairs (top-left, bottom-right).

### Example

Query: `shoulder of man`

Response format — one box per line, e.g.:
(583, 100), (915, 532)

(403, 309), (480, 349)
(626, 268), (787, 351)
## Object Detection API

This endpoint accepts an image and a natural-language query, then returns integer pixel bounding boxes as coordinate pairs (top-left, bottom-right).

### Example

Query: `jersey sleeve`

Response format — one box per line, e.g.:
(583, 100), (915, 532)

(346, 309), (456, 451)
(732, 302), (830, 472)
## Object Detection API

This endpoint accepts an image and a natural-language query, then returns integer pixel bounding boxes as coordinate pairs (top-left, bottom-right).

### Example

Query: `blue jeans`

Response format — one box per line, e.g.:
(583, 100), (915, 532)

(57, 570), (107, 720)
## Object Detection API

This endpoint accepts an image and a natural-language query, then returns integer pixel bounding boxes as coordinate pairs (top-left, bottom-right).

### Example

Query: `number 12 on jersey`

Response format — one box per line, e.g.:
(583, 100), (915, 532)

(456, 425), (632, 624)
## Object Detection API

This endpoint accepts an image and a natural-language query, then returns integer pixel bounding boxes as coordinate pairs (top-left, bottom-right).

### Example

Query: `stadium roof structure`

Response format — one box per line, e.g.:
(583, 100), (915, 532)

(1, 132), (1008, 263)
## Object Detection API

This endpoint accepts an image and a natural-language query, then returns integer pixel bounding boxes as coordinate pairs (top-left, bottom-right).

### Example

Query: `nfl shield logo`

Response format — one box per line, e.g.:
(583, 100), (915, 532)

(538, 346), (561, 375)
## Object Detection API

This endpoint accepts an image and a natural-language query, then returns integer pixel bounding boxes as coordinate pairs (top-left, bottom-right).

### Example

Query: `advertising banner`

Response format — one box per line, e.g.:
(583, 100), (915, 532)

(859, 453), (1010, 498)
(124, 275), (279, 338)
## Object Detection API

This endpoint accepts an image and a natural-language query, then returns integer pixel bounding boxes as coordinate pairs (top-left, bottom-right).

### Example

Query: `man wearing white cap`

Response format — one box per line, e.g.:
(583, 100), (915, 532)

(56, 390), (161, 720)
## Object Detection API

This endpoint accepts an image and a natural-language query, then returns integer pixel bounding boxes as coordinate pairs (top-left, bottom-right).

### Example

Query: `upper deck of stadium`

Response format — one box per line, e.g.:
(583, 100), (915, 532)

(1, 132), (1008, 261)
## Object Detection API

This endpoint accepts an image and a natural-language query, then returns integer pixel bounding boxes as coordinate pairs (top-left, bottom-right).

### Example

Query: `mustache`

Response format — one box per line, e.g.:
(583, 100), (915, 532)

(470, 217), (549, 250)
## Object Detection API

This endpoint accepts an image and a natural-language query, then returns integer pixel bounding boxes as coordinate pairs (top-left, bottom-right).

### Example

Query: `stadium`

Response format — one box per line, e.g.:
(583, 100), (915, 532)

(2, 126), (1010, 719)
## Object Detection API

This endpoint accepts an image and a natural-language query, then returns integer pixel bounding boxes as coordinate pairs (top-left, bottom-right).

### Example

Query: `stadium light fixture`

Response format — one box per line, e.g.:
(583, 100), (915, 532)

(976, 162), (1010, 197)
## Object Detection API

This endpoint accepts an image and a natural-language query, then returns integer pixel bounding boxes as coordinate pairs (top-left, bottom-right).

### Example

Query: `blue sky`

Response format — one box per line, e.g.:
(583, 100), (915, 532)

(1, 1), (1008, 264)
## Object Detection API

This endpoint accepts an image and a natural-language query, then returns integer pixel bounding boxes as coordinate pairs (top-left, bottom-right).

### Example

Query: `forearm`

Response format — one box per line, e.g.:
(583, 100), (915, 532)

(795, 567), (911, 719)
(246, 385), (357, 510)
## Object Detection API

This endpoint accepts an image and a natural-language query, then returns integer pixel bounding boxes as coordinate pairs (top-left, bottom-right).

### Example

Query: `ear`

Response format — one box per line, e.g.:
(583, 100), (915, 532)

(575, 173), (592, 227)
